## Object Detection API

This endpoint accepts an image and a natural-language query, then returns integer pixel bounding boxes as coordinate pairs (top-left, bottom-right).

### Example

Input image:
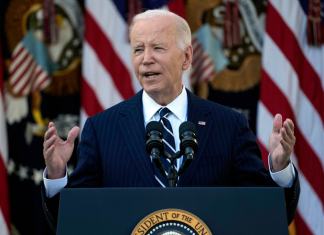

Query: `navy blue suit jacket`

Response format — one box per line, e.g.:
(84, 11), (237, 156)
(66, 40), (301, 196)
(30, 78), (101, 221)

(71, 90), (296, 188)
(43, 90), (299, 228)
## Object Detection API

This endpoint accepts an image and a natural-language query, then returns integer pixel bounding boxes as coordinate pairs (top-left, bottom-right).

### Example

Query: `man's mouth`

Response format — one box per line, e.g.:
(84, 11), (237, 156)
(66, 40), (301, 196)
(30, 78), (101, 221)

(143, 72), (161, 78)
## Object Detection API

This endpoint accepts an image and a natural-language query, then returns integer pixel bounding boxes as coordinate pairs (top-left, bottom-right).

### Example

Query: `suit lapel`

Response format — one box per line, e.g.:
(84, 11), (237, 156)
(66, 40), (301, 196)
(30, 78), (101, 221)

(179, 91), (213, 185)
(117, 90), (213, 186)
(118, 91), (157, 185)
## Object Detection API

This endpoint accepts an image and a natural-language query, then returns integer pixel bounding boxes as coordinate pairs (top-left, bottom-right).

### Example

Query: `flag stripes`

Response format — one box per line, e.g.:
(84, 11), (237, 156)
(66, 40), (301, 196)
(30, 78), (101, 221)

(8, 43), (51, 96)
(85, 10), (135, 99)
(81, 76), (104, 116)
(257, 102), (324, 235)
(82, 0), (135, 128)
(260, 70), (324, 204)
(82, 42), (123, 108)
(191, 37), (216, 83)
(267, 4), (324, 121)
(262, 35), (324, 158)
(257, 0), (324, 234)
(271, 0), (324, 82)
(0, 43), (10, 235)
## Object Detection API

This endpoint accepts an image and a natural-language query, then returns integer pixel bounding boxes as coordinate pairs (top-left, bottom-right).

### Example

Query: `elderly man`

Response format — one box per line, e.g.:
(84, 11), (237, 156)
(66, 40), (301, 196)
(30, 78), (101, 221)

(42, 9), (299, 230)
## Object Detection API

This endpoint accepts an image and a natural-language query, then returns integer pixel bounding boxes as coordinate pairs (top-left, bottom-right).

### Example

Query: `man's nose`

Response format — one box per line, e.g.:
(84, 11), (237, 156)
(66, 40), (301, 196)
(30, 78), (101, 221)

(142, 49), (154, 64)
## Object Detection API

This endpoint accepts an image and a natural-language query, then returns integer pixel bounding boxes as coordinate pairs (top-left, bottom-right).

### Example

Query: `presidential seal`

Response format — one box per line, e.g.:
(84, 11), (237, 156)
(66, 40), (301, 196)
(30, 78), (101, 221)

(132, 209), (212, 235)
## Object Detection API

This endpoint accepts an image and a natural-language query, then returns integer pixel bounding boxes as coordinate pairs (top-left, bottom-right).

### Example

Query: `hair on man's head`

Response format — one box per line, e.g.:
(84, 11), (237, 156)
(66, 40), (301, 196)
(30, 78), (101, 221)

(130, 9), (192, 50)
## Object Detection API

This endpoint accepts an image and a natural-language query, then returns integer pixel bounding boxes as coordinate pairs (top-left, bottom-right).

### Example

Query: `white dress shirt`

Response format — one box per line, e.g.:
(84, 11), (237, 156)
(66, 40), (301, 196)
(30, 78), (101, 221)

(44, 86), (295, 197)
(142, 86), (188, 170)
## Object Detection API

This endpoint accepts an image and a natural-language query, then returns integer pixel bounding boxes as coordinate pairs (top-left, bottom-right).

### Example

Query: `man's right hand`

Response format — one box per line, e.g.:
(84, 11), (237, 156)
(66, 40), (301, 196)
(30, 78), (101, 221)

(43, 122), (80, 179)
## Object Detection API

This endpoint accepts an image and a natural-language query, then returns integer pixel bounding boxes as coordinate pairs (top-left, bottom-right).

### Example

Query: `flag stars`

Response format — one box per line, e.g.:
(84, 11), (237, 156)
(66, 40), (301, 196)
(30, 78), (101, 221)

(248, 45), (255, 53)
(237, 47), (244, 55)
(66, 49), (73, 58)
(7, 158), (15, 175)
(244, 36), (250, 44)
(223, 49), (230, 57)
(17, 165), (28, 180)
(6, 161), (64, 185)
(73, 38), (80, 46)
(32, 169), (43, 185)
(231, 54), (239, 63)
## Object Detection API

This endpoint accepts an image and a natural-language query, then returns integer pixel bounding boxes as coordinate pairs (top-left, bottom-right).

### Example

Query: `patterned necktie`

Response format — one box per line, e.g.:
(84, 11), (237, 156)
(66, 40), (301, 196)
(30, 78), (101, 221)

(151, 107), (176, 187)
(158, 107), (176, 173)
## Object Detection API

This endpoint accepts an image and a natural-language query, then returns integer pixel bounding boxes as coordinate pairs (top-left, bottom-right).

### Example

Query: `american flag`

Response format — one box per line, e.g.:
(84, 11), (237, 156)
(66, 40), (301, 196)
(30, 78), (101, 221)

(257, 0), (324, 235)
(81, 0), (216, 128)
(0, 43), (10, 235)
(191, 36), (216, 84)
(8, 32), (51, 96)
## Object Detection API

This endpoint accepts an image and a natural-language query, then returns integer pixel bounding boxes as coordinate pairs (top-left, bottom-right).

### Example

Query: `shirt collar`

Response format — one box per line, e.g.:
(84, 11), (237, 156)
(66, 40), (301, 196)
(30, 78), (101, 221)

(142, 86), (188, 124)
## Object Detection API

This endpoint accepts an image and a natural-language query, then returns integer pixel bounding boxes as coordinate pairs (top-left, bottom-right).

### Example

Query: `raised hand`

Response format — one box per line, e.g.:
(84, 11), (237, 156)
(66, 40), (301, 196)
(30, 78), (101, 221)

(43, 122), (80, 179)
(269, 114), (296, 172)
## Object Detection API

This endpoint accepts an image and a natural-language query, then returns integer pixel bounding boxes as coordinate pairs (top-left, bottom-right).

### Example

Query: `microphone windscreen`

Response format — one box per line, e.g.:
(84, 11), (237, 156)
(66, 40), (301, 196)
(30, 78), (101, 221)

(179, 121), (196, 135)
(146, 121), (163, 134)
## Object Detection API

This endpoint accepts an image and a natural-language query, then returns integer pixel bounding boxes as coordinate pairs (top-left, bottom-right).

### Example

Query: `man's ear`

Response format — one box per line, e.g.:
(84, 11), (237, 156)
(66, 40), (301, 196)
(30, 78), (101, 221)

(182, 45), (193, 70)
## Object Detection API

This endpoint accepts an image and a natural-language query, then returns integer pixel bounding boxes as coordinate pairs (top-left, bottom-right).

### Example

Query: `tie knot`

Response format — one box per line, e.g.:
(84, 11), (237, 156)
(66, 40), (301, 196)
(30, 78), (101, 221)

(158, 107), (171, 119)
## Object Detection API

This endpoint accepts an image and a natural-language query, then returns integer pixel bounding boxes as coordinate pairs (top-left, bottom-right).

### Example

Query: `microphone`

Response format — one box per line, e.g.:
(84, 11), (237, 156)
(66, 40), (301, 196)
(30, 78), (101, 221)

(178, 121), (198, 175)
(145, 121), (166, 177)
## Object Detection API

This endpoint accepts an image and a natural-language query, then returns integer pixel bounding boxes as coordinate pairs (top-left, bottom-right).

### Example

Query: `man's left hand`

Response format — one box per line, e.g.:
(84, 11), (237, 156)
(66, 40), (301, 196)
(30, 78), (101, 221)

(269, 114), (296, 172)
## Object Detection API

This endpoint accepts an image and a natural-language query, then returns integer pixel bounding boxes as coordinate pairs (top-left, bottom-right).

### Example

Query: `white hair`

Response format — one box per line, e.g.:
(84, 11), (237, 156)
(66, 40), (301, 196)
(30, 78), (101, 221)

(130, 9), (192, 50)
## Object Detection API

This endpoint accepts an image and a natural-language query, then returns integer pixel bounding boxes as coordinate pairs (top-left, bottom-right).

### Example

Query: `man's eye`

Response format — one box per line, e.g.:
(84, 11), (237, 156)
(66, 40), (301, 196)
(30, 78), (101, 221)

(134, 48), (143, 54)
(154, 47), (164, 51)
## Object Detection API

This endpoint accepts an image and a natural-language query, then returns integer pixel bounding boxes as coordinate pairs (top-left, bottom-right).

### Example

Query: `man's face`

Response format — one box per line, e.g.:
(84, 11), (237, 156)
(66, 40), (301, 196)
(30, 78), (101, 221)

(130, 16), (192, 105)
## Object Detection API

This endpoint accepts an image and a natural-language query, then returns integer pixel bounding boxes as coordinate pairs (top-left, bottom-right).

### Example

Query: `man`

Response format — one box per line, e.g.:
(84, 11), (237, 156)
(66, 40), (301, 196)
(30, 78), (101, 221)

(43, 9), (299, 230)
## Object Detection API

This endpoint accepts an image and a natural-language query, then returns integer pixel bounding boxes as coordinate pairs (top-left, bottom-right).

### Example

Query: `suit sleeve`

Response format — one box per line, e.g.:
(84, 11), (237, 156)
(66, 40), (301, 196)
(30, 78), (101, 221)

(68, 117), (103, 187)
(41, 117), (103, 232)
(41, 183), (60, 235)
(231, 113), (300, 224)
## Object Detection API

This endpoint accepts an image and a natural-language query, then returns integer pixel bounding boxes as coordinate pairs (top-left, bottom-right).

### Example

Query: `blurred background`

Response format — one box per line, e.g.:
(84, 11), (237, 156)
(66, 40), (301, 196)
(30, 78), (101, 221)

(0, 0), (323, 234)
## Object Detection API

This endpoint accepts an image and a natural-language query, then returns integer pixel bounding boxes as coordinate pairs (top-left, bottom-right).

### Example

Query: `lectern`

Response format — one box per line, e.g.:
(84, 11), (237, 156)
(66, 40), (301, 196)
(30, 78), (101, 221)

(57, 187), (288, 235)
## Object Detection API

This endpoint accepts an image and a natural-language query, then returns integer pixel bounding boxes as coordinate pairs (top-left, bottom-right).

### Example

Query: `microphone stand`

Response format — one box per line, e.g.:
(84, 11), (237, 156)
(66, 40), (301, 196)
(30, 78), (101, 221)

(146, 121), (198, 187)
(146, 120), (197, 187)
(163, 151), (184, 187)
(178, 152), (194, 176)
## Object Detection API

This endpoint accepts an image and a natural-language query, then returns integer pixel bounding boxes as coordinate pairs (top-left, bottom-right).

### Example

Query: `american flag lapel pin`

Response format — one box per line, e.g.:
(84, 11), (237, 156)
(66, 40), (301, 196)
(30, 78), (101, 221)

(198, 121), (206, 126)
